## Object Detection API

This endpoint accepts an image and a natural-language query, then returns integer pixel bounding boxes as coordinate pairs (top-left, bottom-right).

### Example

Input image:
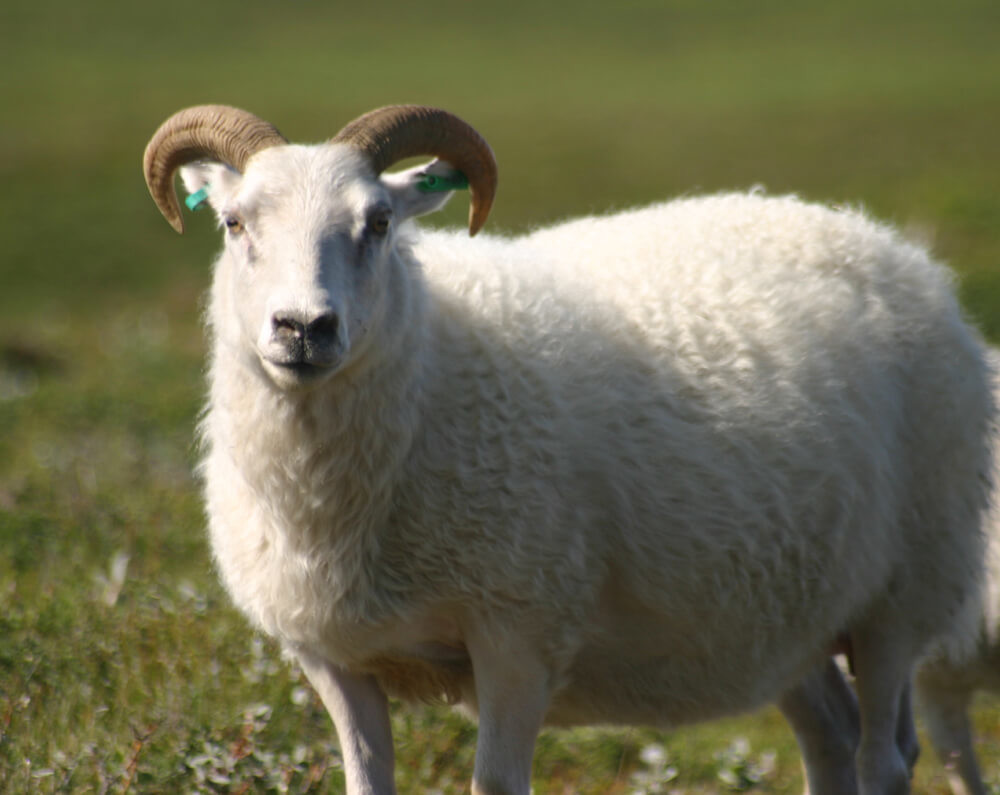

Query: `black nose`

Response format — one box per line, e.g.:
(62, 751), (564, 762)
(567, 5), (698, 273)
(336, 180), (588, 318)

(304, 313), (339, 348)
(271, 311), (339, 356)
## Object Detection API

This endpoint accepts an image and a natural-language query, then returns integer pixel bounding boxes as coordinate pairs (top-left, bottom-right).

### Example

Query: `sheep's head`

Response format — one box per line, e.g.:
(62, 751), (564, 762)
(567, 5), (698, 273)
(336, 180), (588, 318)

(143, 104), (497, 389)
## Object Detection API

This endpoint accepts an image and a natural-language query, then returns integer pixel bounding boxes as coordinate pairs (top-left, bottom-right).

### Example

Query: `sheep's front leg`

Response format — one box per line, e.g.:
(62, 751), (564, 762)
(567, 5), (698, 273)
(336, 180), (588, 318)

(296, 650), (396, 795)
(466, 625), (552, 795)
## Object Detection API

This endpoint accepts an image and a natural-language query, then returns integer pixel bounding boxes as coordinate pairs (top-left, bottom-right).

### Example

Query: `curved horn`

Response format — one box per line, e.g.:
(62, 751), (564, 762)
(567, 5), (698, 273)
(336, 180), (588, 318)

(332, 105), (497, 236)
(143, 105), (287, 233)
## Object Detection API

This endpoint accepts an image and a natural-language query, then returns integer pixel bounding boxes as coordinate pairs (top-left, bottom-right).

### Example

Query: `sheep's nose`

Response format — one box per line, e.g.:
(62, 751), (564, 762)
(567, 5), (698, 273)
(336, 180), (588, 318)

(304, 312), (339, 348)
(271, 310), (339, 352)
(271, 313), (305, 344)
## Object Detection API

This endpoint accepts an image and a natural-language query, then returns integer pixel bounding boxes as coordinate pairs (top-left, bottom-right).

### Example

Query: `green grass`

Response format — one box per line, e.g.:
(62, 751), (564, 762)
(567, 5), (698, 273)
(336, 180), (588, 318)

(2, 0), (1000, 791)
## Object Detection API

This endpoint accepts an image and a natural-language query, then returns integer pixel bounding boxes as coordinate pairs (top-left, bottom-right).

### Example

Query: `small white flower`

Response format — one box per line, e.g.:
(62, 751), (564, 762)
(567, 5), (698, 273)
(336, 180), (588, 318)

(730, 737), (750, 758)
(640, 743), (667, 769)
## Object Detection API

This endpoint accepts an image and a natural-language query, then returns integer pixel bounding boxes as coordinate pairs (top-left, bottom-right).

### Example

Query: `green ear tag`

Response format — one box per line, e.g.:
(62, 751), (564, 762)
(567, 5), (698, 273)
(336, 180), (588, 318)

(185, 187), (210, 211)
(416, 172), (469, 193)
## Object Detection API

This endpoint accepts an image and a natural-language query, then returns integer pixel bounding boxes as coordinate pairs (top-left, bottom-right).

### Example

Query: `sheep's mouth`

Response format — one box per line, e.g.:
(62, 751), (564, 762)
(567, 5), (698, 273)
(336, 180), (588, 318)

(262, 357), (337, 387)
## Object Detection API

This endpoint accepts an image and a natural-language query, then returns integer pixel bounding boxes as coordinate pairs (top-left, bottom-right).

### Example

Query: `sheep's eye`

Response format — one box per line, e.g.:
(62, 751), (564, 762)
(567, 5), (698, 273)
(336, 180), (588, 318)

(366, 207), (391, 237)
(225, 217), (244, 234)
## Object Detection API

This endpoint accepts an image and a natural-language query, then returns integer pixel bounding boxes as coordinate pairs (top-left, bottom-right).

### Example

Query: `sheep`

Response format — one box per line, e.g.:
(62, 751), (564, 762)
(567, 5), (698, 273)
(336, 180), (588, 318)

(912, 349), (1000, 795)
(767, 353), (1000, 795)
(142, 103), (994, 795)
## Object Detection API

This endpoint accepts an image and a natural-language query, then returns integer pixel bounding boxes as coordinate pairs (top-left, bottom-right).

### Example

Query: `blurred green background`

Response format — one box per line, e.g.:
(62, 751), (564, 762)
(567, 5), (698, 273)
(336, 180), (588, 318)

(1, 0), (999, 791)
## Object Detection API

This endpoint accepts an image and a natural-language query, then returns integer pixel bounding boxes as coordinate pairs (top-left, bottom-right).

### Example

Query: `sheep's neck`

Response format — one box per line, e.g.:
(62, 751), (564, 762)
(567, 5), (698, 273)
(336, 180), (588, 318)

(210, 343), (422, 555)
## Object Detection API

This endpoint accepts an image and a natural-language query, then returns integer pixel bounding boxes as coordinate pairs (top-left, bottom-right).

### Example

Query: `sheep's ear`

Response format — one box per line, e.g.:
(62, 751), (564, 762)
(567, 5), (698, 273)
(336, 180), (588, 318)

(179, 162), (242, 215)
(382, 159), (464, 222)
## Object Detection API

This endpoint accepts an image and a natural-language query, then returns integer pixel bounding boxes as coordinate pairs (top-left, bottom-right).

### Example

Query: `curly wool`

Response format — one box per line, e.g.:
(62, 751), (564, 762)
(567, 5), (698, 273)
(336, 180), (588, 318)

(912, 350), (1000, 795)
(201, 189), (993, 724)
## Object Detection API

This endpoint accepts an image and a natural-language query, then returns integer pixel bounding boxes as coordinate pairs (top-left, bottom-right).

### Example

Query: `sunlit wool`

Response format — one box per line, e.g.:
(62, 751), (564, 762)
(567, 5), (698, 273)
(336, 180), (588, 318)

(913, 349), (1000, 795)
(148, 106), (994, 795)
(206, 179), (989, 733)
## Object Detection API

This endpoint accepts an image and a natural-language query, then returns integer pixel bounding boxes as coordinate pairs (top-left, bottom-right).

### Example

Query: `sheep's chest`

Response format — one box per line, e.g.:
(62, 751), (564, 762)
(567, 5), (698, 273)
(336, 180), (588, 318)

(204, 443), (467, 684)
(208, 484), (475, 705)
(202, 453), (376, 658)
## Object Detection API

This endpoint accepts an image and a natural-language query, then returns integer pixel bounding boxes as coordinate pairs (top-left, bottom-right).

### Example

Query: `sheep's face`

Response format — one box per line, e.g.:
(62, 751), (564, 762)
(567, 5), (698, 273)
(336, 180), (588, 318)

(181, 145), (453, 390)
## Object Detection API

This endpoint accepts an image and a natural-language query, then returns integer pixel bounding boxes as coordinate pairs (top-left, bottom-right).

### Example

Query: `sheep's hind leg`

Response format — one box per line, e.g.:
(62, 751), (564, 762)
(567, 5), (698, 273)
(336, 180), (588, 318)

(915, 675), (983, 795)
(778, 658), (860, 795)
(851, 632), (915, 795)
(894, 680), (920, 776)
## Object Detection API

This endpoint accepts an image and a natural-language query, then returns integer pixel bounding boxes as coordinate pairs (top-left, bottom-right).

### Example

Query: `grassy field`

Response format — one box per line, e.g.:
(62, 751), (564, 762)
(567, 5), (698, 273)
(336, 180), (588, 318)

(2, 0), (1000, 791)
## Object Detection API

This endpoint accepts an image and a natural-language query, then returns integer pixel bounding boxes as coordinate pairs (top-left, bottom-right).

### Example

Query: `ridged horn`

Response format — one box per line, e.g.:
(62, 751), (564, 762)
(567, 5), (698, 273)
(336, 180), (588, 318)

(332, 105), (497, 236)
(143, 105), (287, 233)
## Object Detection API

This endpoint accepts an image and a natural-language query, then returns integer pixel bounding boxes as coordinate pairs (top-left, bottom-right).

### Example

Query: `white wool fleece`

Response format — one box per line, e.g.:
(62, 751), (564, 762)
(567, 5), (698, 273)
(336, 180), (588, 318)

(200, 188), (992, 726)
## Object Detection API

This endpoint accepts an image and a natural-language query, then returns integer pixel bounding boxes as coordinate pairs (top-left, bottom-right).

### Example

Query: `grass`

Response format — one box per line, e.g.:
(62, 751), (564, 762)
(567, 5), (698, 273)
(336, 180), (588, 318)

(2, 0), (1000, 791)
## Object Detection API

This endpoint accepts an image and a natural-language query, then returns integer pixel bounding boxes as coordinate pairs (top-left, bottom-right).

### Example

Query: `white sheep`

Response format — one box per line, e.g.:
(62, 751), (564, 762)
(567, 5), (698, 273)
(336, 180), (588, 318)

(779, 355), (1000, 795)
(776, 525), (1000, 795)
(143, 104), (994, 795)
(912, 350), (1000, 795)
